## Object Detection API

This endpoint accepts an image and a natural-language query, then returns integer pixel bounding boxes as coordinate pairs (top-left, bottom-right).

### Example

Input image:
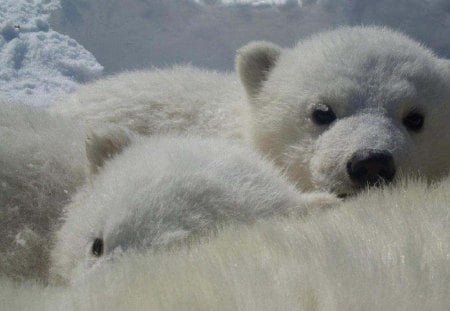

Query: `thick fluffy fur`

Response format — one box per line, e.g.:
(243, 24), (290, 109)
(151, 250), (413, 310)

(242, 27), (450, 195)
(51, 135), (336, 283)
(51, 67), (247, 140)
(50, 27), (450, 196)
(0, 103), (87, 281)
(2, 177), (449, 310)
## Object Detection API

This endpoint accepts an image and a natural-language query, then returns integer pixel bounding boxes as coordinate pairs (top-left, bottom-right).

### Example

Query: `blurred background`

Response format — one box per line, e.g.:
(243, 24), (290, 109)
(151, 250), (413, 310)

(1, 0), (450, 105)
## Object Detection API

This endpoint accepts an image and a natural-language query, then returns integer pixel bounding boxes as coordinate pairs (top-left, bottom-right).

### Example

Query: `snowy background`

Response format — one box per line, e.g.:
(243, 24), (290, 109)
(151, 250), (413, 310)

(1, 0), (450, 106)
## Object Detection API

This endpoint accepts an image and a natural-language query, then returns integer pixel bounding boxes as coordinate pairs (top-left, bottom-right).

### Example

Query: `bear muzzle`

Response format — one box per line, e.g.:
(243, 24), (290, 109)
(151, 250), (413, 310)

(346, 149), (396, 188)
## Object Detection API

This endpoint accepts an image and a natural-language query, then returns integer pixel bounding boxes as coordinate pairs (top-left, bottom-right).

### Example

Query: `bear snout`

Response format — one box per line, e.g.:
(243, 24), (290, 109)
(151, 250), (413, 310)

(346, 149), (396, 188)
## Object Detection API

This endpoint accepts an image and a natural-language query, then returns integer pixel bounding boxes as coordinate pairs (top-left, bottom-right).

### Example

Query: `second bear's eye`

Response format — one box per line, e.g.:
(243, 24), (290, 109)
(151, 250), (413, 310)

(403, 111), (424, 132)
(312, 105), (336, 125)
(92, 238), (104, 257)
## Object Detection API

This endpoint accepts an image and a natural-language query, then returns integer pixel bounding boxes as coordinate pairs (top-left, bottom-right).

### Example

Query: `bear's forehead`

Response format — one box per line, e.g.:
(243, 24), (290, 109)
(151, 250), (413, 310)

(289, 37), (435, 81)
(295, 26), (432, 61)
(267, 30), (445, 110)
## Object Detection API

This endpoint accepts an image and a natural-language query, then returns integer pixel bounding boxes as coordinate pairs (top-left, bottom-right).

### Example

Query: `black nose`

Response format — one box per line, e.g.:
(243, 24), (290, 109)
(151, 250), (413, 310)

(346, 149), (396, 188)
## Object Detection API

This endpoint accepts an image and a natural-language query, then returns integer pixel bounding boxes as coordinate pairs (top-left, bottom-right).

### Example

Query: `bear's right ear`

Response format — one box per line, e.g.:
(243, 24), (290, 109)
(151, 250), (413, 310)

(236, 41), (281, 98)
(85, 126), (134, 174)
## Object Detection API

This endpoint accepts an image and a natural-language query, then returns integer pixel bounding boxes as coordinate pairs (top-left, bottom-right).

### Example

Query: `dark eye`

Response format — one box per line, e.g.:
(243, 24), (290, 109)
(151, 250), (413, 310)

(312, 105), (336, 125)
(403, 111), (424, 131)
(92, 238), (104, 257)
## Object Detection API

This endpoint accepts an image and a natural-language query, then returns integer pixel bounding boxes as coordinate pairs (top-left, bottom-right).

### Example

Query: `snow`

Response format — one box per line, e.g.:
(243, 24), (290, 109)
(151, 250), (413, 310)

(50, 0), (450, 76)
(0, 0), (103, 106)
(202, 0), (296, 4)
(1, 0), (450, 106)
(49, 0), (331, 74)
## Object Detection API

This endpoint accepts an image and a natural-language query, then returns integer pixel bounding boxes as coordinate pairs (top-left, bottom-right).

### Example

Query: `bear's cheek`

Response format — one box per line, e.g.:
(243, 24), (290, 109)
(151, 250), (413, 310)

(249, 113), (318, 191)
(408, 111), (450, 177)
(250, 103), (314, 155)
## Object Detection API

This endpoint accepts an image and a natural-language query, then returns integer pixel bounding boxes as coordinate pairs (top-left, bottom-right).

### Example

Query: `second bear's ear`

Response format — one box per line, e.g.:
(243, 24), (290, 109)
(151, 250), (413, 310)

(236, 41), (281, 98)
(85, 126), (133, 174)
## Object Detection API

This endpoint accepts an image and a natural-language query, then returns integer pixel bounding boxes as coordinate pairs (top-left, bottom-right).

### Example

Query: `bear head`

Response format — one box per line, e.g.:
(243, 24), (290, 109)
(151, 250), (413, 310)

(237, 26), (450, 197)
(50, 132), (337, 284)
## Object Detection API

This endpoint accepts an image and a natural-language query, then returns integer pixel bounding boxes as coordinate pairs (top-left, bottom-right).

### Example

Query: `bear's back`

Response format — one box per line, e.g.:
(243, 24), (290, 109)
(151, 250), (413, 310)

(50, 66), (247, 141)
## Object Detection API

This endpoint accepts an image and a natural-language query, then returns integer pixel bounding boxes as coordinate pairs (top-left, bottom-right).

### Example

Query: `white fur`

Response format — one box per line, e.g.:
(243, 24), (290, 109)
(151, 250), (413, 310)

(51, 66), (247, 140)
(50, 135), (336, 284)
(0, 102), (87, 281)
(246, 27), (450, 195)
(51, 27), (450, 196)
(3, 176), (449, 310)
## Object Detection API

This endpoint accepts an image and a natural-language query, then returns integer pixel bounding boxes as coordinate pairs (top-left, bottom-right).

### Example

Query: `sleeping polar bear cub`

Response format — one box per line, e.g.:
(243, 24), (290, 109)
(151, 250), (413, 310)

(5, 178), (448, 310)
(51, 26), (450, 197)
(51, 135), (336, 283)
(51, 177), (450, 311)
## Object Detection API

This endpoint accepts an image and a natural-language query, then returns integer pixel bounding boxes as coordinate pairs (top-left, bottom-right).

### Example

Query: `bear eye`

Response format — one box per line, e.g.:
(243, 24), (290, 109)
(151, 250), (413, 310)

(92, 238), (104, 257)
(312, 105), (336, 125)
(403, 111), (424, 132)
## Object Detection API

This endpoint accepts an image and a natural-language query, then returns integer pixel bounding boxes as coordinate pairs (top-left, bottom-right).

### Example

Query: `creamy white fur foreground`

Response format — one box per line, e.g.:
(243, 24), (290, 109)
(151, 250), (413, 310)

(0, 102), (87, 281)
(51, 135), (335, 283)
(51, 26), (450, 196)
(2, 177), (448, 310)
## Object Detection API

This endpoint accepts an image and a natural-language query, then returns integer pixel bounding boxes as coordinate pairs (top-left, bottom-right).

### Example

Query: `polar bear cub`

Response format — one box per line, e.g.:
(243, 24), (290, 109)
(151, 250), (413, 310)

(51, 26), (450, 197)
(51, 135), (336, 283)
(58, 177), (450, 311)
(4, 178), (448, 310)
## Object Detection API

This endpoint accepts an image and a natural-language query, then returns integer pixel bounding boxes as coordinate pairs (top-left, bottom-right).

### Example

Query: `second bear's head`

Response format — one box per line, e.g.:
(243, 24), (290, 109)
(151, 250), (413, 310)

(50, 133), (337, 284)
(237, 26), (450, 198)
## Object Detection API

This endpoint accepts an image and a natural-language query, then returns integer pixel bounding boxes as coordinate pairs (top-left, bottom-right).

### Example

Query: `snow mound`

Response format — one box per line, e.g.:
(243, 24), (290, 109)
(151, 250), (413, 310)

(0, 0), (103, 106)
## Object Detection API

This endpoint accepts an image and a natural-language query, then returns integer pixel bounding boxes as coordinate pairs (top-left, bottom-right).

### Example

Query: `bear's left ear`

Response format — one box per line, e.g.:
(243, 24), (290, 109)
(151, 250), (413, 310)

(236, 41), (281, 98)
(85, 126), (133, 174)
